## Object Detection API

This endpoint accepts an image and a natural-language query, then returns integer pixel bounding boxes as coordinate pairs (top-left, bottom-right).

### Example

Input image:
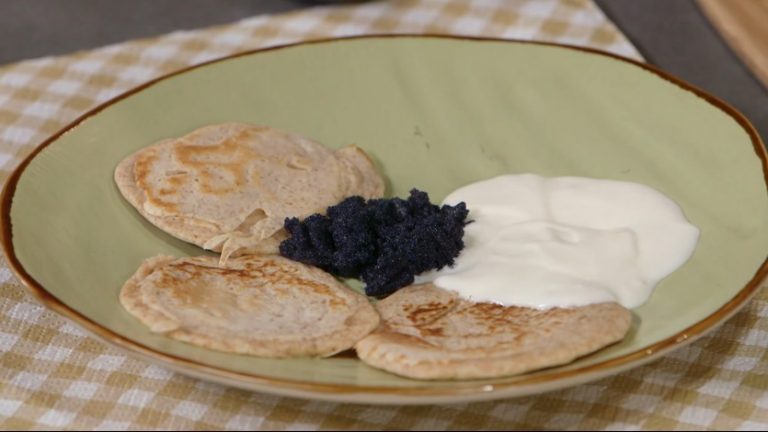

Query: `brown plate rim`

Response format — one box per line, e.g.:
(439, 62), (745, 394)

(1, 34), (767, 400)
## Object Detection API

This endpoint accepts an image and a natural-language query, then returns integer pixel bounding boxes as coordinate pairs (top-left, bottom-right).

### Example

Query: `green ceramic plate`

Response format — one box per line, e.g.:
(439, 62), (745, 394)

(3, 36), (767, 404)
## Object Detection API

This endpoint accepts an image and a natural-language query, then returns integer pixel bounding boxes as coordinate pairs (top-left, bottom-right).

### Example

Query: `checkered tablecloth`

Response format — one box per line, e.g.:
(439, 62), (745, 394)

(1, 0), (766, 430)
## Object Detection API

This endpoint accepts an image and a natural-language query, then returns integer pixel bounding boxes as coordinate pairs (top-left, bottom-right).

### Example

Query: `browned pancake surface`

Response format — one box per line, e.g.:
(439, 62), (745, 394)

(355, 284), (632, 379)
(115, 123), (384, 262)
(121, 254), (380, 357)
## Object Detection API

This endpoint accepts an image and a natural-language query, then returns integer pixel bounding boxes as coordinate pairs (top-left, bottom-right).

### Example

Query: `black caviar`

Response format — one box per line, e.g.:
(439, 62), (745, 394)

(279, 189), (469, 298)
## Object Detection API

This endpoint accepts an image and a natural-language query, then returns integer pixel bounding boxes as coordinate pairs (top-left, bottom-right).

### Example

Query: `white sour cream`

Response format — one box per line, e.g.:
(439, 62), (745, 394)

(416, 174), (700, 309)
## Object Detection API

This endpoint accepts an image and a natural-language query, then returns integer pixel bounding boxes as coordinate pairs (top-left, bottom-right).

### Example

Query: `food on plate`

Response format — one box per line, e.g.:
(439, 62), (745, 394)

(279, 189), (469, 298)
(120, 254), (379, 357)
(114, 123), (385, 264)
(115, 123), (700, 376)
(416, 174), (700, 309)
(355, 284), (632, 380)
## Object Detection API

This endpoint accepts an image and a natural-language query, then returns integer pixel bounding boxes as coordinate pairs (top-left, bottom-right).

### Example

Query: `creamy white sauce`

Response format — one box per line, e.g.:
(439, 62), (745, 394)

(416, 174), (700, 309)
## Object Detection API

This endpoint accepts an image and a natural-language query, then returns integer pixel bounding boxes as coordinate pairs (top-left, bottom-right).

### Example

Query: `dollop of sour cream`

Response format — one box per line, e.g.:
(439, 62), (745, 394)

(415, 174), (700, 309)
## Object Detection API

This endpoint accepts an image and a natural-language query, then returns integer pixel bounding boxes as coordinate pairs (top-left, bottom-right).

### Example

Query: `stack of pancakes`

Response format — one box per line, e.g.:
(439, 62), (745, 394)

(116, 123), (631, 380)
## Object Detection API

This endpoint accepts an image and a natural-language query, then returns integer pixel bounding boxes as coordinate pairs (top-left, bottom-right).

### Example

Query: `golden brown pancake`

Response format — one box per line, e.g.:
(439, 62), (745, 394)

(114, 123), (385, 263)
(120, 254), (380, 357)
(355, 284), (632, 380)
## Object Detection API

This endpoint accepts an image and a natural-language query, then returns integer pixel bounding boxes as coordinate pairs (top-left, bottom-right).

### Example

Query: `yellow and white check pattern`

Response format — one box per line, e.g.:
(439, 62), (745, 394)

(0, 0), (765, 429)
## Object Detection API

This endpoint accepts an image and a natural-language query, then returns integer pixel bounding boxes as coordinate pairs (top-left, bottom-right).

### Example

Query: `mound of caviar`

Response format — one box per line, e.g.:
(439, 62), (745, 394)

(279, 189), (469, 298)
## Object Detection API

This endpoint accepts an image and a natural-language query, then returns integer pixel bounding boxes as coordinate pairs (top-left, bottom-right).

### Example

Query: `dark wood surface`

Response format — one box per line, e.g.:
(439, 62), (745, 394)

(1, 0), (765, 144)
